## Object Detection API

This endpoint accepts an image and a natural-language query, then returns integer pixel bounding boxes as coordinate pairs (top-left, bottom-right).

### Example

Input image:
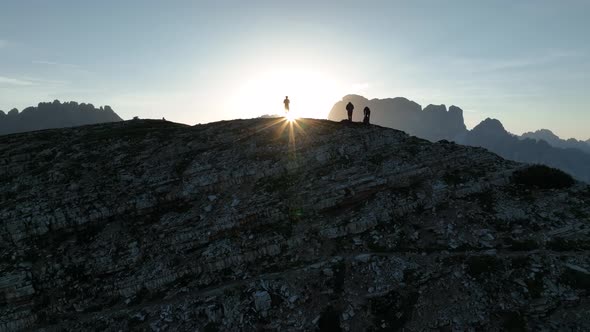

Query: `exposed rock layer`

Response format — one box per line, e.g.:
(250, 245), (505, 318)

(1, 118), (589, 331)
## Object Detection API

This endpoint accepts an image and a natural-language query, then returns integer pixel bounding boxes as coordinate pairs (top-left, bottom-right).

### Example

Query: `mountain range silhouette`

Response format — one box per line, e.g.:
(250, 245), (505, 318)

(0, 100), (122, 135)
(329, 95), (590, 183)
(522, 129), (590, 155)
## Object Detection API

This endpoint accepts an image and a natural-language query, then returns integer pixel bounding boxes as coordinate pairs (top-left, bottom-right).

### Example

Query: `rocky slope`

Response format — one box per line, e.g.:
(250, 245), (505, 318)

(1, 118), (589, 331)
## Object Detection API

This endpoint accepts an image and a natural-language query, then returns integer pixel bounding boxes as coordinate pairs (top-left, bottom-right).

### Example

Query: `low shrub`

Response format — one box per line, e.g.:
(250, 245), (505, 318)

(512, 165), (574, 189)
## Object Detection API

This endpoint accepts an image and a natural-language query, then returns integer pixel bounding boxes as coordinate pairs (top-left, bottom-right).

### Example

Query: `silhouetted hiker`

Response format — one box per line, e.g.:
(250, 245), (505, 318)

(363, 106), (371, 125)
(284, 96), (290, 112)
(346, 102), (354, 121)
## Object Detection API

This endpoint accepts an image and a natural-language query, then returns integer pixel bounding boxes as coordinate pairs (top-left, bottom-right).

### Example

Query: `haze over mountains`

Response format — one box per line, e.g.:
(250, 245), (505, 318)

(522, 129), (590, 155)
(329, 95), (590, 183)
(0, 100), (122, 136)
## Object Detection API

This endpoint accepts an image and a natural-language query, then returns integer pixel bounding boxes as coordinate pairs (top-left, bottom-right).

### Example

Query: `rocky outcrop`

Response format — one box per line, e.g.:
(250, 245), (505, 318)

(1, 118), (589, 331)
(0, 100), (122, 136)
(328, 95), (467, 142)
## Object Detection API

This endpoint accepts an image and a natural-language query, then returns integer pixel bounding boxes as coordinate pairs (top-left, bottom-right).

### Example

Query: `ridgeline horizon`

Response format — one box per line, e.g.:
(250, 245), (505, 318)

(2, 95), (589, 142)
(2, 95), (589, 183)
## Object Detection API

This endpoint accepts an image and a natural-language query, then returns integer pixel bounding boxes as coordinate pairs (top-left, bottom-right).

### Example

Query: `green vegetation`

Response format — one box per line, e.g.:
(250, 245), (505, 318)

(368, 153), (387, 165)
(258, 172), (299, 193)
(468, 190), (496, 213)
(465, 255), (503, 278)
(547, 237), (590, 251)
(318, 306), (342, 332)
(367, 241), (389, 253)
(442, 170), (464, 186)
(333, 261), (346, 294)
(506, 237), (538, 251)
(525, 273), (545, 298)
(512, 164), (575, 189)
(369, 290), (418, 331)
(203, 322), (221, 332)
(560, 267), (590, 291)
(499, 310), (527, 331)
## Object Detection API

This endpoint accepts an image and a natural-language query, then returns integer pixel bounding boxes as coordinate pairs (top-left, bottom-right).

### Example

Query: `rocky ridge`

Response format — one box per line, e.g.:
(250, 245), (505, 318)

(1, 118), (589, 331)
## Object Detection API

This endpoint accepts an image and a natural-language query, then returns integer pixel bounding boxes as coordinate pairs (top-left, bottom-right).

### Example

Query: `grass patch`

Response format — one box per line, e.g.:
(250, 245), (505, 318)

(443, 170), (464, 186)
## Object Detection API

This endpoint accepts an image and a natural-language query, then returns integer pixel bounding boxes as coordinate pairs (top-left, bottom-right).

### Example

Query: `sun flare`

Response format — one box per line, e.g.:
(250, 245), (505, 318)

(231, 67), (345, 119)
(285, 111), (298, 122)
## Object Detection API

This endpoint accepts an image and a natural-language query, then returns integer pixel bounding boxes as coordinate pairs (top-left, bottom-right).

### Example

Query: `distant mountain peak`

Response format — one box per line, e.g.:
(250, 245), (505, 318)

(471, 118), (508, 136)
(522, 128), (559, 140)
(329, 95), (589, 182)
(0, 100), (122, 136)
(521, 128), (590, 155)
(448, 105), (463, 114)
(328, 95), (464, 142)
(423, 104), (447, 112)
(536, 128), (556, 135)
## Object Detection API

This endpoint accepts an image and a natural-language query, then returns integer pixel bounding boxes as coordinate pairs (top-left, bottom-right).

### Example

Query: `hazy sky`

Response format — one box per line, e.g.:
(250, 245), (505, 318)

(1, 1), (589, 139)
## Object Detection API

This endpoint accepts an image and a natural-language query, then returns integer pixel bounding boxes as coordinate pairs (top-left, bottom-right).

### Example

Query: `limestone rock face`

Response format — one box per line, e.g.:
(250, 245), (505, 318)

(1, 118), (589, 331)
(328, 95), (467, 142)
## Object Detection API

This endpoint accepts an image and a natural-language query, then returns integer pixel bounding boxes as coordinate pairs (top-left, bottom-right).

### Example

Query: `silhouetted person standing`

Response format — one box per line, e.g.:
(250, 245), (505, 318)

(346, 102), (354, 121)
(363, 106), (371, 125)
(284, 96), (290, 113)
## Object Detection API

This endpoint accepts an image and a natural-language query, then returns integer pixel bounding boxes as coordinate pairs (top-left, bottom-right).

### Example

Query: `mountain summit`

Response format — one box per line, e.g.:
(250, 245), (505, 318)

(1, 118), (589, 331)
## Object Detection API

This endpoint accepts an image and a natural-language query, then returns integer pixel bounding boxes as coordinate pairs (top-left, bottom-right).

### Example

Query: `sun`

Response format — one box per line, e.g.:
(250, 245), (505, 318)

(230, 67), (345, 119)
(285, 111), (298, 122)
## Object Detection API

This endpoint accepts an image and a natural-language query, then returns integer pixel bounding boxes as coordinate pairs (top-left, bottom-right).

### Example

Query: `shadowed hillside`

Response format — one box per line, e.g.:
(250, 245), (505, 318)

(1, 118), (589, 331)
(0, 100), (122, 136)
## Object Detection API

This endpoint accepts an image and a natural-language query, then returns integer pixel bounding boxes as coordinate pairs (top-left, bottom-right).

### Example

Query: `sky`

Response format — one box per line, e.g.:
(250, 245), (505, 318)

(0, 0), (589, 140)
